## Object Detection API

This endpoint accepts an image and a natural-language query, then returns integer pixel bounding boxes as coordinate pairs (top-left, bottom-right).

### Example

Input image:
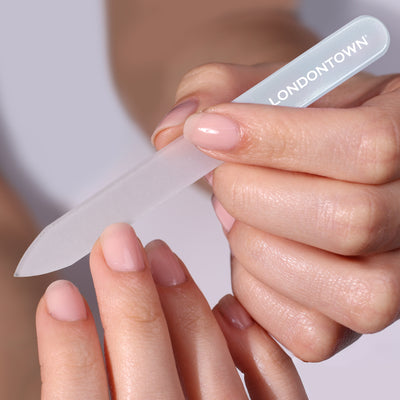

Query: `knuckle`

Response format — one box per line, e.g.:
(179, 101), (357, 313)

(270, 115), (301, 161)
(331, 189), (385, 255)
(346, 270), (400, 333)
(124, 302), (162, 325)
(218, 163), (249, 215)
(120, 297), (163, 326)
(359, 109), (400, 183)
(102, 286), (164, 329)
(42, 338), (97, 372)
(230, 175), (247, 214)
(382, 74), (400, 93)
(179, 302), (216, 336)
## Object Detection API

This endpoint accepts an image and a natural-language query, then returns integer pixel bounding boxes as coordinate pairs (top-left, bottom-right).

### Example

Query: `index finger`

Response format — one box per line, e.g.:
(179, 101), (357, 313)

(182, 74), (400, 184)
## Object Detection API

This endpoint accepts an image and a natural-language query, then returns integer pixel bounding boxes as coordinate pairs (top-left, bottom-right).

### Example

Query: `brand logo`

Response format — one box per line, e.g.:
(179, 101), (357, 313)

(268, 35), (369, 106)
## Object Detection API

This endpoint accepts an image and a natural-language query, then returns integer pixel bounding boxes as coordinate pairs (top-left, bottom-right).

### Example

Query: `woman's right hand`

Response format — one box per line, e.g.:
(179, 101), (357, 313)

(151, 62), (400, 362)
(36, 223), (307, 399)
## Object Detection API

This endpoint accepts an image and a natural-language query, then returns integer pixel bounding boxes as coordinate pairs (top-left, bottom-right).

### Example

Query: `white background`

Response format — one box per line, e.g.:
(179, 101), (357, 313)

(0, 0), (399, 398)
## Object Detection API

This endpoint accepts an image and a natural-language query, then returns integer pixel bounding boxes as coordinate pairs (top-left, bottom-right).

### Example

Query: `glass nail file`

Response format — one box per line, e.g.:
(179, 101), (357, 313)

(15, 16), (390, 276)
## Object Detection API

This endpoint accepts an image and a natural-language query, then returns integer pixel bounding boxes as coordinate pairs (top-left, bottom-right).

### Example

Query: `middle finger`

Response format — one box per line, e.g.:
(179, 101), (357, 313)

(90, 224), (184, 399)
(213, 163), (400, 255)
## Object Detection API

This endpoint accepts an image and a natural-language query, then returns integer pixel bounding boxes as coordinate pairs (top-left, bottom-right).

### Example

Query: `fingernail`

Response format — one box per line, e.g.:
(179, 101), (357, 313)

(45, 280), (87, 322)
(151, 99), (198, 145)
(183, 112), (241, 151)
(146, 240), (187, 287)
(100, 223), (145, 272)
(212, 196), (235, 233)
(204, 171), (214, 187)
(217, 294), (253, 330)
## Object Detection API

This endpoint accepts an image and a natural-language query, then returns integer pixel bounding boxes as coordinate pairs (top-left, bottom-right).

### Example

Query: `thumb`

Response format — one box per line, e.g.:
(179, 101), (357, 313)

(151, 62), (280, 150)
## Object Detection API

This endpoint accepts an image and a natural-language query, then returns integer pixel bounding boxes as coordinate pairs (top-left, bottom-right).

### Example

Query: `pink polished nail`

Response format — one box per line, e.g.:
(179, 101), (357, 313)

(146, 240), (186, 287)
(212, 196), (235, 234)
(45, 280), (87, 322)
(183, 112), (241, 151)
(217, 294), (254, 330)
(101, 223), (145, 272)
(151, 99), (198, 145)
(204, 171), (214, 187)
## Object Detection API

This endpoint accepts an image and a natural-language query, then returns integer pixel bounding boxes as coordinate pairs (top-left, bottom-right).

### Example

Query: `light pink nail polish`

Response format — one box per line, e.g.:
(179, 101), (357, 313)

(151, 99), (198, 145)
(205, 172), (214, 187)
(183, 112), (241, 151)
(217, 294), (253, 330)
(146, 240), (186, 287)
(45, 280), (87, 322)
(212, 196), (235, 234)
(101, 223), (145, 272)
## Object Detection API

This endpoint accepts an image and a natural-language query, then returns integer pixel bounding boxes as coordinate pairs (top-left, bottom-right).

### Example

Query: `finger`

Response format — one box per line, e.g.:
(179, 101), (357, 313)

(231, 258), (361, 362)
(152, 62), (280, 149)
(228, 222), (400, 334)
(145, 240), (247, 400)
(36, 280), (108, 400)
(182, 74), (400, 184)
(311, 72), (393, 108)
(90, 223), (184, 399)
(212, 164), (400, 255)
(214, 295), (308, 400)
(152, 64), (388, 150)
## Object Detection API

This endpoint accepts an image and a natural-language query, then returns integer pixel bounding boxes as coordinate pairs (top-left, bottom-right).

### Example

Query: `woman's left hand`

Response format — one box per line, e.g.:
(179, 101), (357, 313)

(36, 223), (307, 399)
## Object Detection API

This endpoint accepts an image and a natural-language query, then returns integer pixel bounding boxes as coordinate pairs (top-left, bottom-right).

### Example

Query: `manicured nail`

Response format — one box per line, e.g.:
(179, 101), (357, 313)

(183, 112), (241, 151)
(217, 294), (253, 330)
(204, 171), (214, 187)
(146, 240), (187, 287)
(212, 196), (235, 233)
(151, 99), (198, 145)
(45, 280), (87, 322)
(100, 223), (145, 272)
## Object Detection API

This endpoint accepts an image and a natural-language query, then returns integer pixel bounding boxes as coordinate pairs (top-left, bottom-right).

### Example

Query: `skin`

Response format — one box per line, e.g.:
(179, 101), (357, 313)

(152, 64), (400, 361)
(3, 2), (311, 397)
(5, 0), (399, 395)
(106, 0), (317, 132)
(36, 223), (308, 399)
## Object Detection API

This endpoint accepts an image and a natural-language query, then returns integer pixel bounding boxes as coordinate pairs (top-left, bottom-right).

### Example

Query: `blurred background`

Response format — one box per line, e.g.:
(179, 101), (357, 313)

(0, 0), (399, 398)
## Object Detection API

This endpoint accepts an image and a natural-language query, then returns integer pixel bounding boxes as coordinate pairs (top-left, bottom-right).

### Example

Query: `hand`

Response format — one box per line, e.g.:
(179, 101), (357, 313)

(151, 62), (400, 361)
(36, 223), (307, 399)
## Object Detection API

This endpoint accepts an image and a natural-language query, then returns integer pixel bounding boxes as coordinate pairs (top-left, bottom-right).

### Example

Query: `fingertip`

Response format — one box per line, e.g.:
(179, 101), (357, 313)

(146, 239), (187, 287)
(214, 296), (308, 400)
(36, 294), (47, 324)
(152, 126), (183, 150)
(216, 294), (254, 330)
(211, 196), (235, 234)
(100, 223), (145, 272)
(44, 280), (87, 322)
(183, 112), (241, 152)
(151, 98), (199, 149)
(37, 281), (108, 399)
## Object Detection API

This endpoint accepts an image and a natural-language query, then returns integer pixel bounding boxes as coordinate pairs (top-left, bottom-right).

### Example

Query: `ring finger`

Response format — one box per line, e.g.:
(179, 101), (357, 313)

(145, 239), (247, 399)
